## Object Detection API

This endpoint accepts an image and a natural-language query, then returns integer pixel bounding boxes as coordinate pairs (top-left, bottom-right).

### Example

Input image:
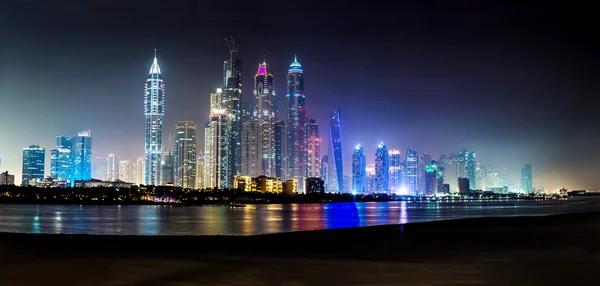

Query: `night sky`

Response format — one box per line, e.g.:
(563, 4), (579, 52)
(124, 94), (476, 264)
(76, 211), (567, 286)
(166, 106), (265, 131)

(0, 0), (598, 190)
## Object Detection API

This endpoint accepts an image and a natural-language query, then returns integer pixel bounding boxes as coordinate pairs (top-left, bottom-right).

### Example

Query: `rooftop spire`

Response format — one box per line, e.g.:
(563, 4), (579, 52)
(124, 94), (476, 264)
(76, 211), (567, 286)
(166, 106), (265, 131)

(149, 49), (161, 75)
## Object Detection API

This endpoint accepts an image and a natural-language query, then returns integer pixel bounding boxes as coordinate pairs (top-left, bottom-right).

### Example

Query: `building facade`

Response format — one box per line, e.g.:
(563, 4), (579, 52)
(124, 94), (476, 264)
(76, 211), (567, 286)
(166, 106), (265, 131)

(520, 163), (533, 194)
(160, 150), (175, 185)
(352, 144), (367, 194)
(273, 120), (286, 179)
(22, 145), (45, 185)
(119, 160), (133, 183)
(375, 143), (390, 193)
(254, 61), (275, 177)
(329, 107), (344, 192)
(50, 147), (72, 183)
(241, 120), (260, 177)
(306, 118), (321, 178)
(107, 153), (119, 181)
(144, 51), (165, 185)
(174, 120), (197, 189)
(405, 149), (418, 196)
(285, 56), (307, 190)
(389, 149), (402, 194)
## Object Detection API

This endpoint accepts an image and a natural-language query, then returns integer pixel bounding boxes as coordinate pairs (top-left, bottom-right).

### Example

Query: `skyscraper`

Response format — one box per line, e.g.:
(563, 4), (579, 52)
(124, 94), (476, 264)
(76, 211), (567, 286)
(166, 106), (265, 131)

(160, 150), (175, 185)
(204, 120), (213, 188)
(107, 153), (119, 181)
(405, 149), (418, 196)
(50, 147), (72, 183)
(71, 130), (93, 181)
(329, 107), (344, 192)
(306, 118), (321, 178)
(418, 153), (431, 194)
(223, 38), (243, 179)
(424, 165), (437, 196)
(119, 160), (133, 183)
(352, 144), (367, 194)
(520, 163), (533, 194)
(144, 50), (165, 186)
(135, 156), (145, 185)
(366, 164), (376, 193)
(174, 120), (197, 189)
(196, 152), (205, 190)
(254, 61), (275, 177)
(209, 110), (230, 188)
(273, 120), (286, 179)
(93, 157), (108, 181)
(22, 145), (45, 185)
(286, 55), (307, 189)
(460, 149), (476, 189)
(241, 120), (260, 177)
(458, 177), (470, 193)
(442, 154), (459, 193)
(320, 155), (329, 191)
(375, 143), (390, 193)
(389, 149), (402, 194)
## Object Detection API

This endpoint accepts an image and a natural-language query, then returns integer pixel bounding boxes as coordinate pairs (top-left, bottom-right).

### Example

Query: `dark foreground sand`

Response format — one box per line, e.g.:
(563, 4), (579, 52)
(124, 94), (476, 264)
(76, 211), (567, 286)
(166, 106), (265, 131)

(2, 212), (600, 285)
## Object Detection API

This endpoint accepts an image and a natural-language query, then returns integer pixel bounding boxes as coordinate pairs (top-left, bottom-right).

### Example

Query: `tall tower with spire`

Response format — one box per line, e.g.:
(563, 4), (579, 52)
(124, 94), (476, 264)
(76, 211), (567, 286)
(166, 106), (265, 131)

(286, 55), (307, 192)
(223, 38), (242, 181)
(144, 50), (165, 185)
(254, 61), (275, 176)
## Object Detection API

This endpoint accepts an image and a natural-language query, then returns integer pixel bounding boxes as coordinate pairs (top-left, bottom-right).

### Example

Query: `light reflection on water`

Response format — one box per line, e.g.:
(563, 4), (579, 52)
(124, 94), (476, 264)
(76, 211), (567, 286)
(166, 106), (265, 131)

(0, 198), (598, 236)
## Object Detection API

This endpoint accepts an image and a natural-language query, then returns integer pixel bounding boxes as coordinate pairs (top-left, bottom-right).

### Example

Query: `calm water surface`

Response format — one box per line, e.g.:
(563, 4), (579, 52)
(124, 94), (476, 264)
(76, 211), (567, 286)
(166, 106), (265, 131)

(0, 198), (598, 235)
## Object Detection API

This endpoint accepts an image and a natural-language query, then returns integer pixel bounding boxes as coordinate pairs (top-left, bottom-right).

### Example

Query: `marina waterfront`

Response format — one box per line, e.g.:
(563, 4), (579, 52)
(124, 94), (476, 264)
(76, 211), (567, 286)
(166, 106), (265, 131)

(0, 198), (598, 236)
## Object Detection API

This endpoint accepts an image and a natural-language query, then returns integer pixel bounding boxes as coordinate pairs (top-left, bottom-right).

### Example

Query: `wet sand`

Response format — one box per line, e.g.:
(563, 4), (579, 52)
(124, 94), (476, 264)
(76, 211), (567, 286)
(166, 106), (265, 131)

(2, 212), (600, 285)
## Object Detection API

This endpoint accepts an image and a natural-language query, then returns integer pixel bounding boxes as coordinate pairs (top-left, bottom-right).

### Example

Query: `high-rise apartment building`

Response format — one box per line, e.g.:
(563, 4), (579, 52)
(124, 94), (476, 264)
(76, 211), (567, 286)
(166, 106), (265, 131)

(144, 51), (165, 186)
(285, 56), (307, 189)
(405, 149), (418, 196)
(241, 120), (260, 177)
(520, 163), (533, 194)
(107, 153), (119, 181)
(160, 150), (175, 185)
(93, 157), (108, 181)
(460, 149), (476, 189)
(306, 118), (321, 178)
(366, 164), (376, 193)
(424, 165), (437, 196)
(22, 145), (45, 185)
(352, 144), (367, 194)
(329, 107), (344, 192)
(209, 111), (230, 188)
(375, 143), (390, 193)
(254, 61), (275, 177)
(418, 153), (431, 194)
(320, 155), (329, 191)
(196, 152), (205, 190)
(135, 156), (145, 185)
(119, 160), (133, 183)
(223, 39), (243, 179)
(389, 149), (402, 193)
(273, 120), (286, 179)
(50, 147), (72, 183)
(174, 120), (197, 189)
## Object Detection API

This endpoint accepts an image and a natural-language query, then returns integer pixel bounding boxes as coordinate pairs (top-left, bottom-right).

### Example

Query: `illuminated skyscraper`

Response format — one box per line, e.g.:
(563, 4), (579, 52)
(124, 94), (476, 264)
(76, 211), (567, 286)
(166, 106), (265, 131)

(375, 143), (390, 193)
(405, 149), (418, 196)
(135, 156), (145, 185)
(144, 50), (165, 186)
(70, 130), (92, 181)
(352, 144), (367, 194)
(107, 153), (119, 181)
(286, 55), (307, 189)
(50, 148), (72, 183)
(424, 165), (437, 196)
(174, 120), (197, 189)
(209, 110), (230, 188)
(196, 151), (205, 189)
(520, 163), (533, 194)
(418, 153), (431, 194)
(204, 120), (213, 188)
(320, 155), (329, 191)
(366, 164), (376, 193)
(160, 150), (175, 185)
(329, 107), (344, 192)
(442, 154), (459, 193)
(306, 118), (321, 178)
(273, 120), (286, 179)
(93, 157), (108, 181)
(459, 149), (476, 189)
(119, 160), (133, 183)
(389, 149), (402, 193)
(22, 145), (45, 185)
(241, 120), (260, 177)
(254, 61), (275, 177)
(223, 38), (243, 179)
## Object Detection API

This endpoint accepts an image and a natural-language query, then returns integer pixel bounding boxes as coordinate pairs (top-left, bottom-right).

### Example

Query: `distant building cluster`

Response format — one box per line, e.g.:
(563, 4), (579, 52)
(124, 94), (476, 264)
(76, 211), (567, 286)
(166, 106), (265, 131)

(7, 40), (536, 196)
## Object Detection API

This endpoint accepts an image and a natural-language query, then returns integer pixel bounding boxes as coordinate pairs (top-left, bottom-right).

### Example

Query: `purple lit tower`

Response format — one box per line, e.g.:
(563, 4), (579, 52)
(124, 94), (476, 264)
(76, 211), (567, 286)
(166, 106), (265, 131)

(253, 61), (275, 177)
(286, 55), (308, 192)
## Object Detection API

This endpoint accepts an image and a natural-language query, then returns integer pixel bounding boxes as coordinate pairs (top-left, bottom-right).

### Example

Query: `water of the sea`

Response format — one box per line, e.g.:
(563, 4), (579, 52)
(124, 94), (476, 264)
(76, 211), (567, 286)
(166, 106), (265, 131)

(0, 198), (597, 235)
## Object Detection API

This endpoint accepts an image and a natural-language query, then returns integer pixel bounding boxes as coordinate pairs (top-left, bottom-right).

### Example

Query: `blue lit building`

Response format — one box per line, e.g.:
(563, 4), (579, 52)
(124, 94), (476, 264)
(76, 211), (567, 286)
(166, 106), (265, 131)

(223, 39), (243, 179)
(71, 130), (93, 181)
(460, 149), (476, 189)
(329, 106), (344, 192)
(375, 143), (390, 193)
(405, 149), (418, 196)
(352, 144), (367, 194)
(520, 163), (533, 194)
(286, 55), (307, 190)
(50, 148), (72, 182)
(144, 50), (165, 185)
(389, 150), (402, 193)
(22, 145), (45, 185)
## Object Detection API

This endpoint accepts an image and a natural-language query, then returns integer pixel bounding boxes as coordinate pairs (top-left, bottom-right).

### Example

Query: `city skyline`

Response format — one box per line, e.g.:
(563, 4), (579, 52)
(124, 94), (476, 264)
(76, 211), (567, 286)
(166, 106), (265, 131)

(1, 1), (597, 190)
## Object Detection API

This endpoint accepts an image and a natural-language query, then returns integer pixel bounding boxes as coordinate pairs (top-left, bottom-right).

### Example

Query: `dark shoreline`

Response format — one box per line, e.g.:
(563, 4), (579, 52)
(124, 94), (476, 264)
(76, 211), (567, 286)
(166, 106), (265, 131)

(2, 212), (600, 285)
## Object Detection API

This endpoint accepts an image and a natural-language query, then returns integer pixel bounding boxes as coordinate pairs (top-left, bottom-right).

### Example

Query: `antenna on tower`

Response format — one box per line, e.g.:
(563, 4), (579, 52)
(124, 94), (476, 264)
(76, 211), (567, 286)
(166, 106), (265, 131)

(225, 37), (239, 74)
